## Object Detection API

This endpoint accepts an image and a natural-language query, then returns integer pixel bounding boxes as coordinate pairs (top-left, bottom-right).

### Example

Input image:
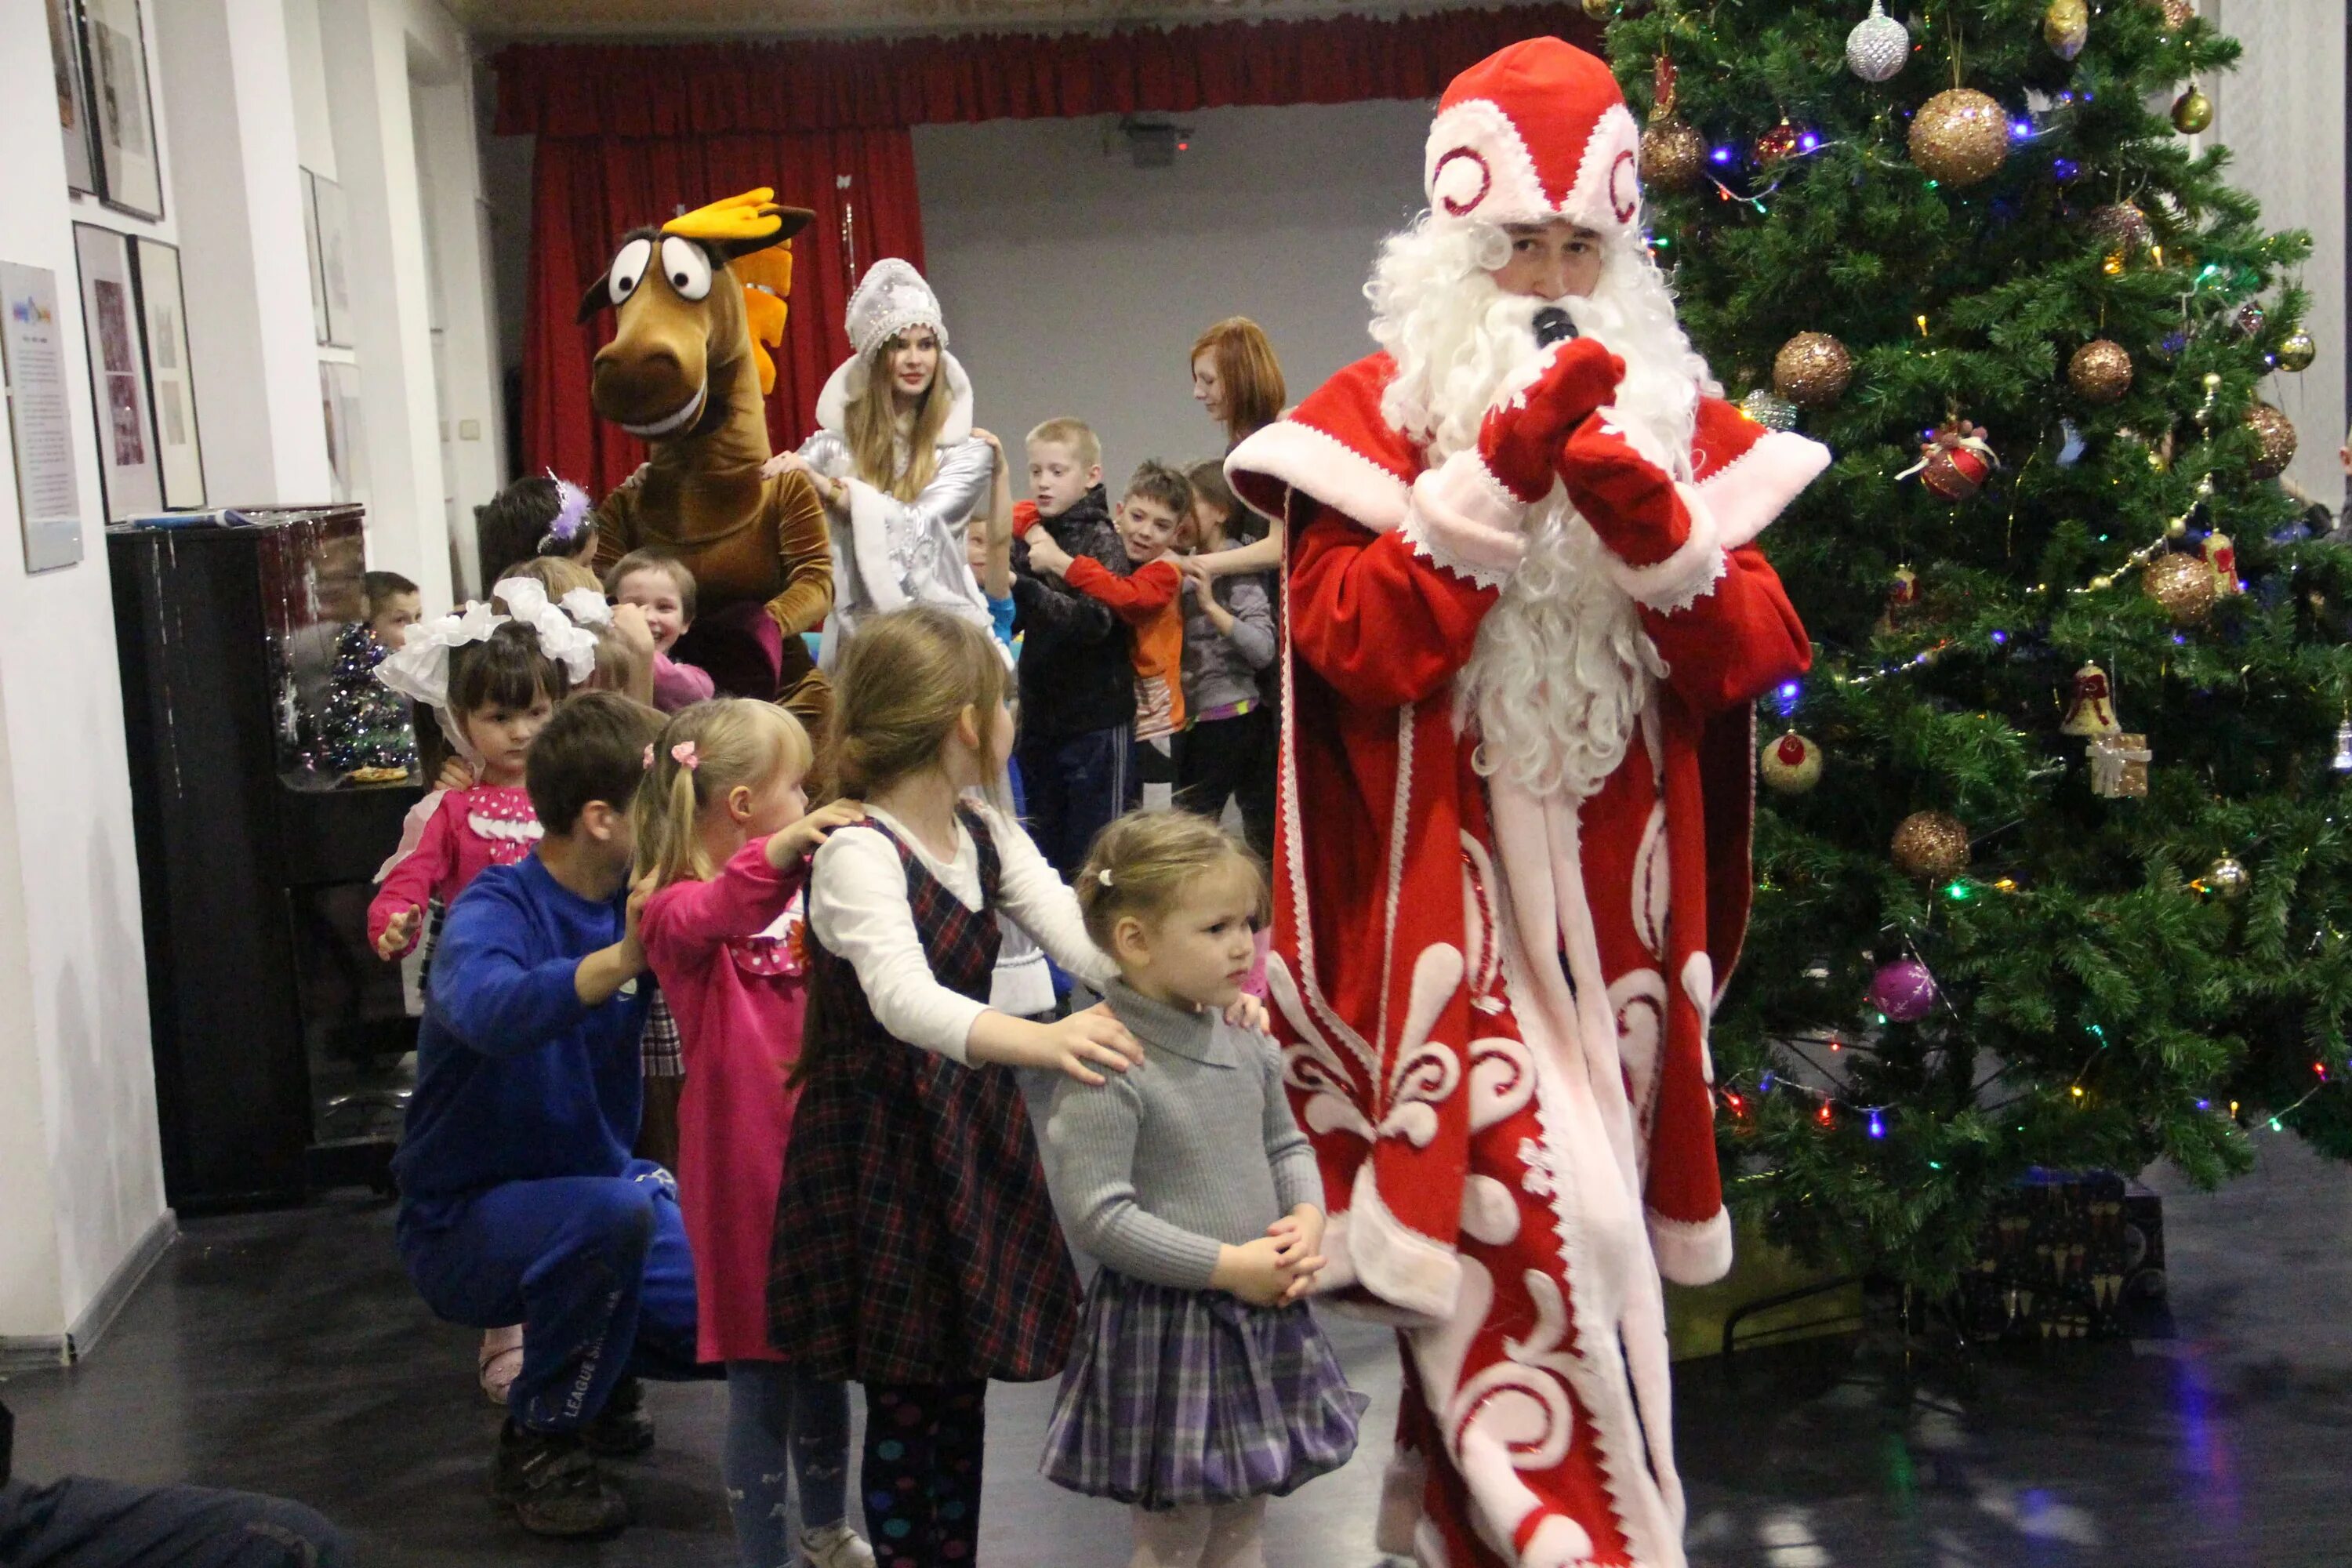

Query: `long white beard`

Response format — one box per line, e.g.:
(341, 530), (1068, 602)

(1367, 219), (1714, 801)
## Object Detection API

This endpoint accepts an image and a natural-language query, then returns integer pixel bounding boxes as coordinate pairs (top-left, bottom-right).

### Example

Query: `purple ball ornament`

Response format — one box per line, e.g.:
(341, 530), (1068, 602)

(1870, 959), (1939, 1022)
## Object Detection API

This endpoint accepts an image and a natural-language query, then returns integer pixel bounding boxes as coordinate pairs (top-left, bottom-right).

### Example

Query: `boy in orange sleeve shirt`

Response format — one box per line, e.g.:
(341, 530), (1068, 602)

(1020, 461), (1191, 807)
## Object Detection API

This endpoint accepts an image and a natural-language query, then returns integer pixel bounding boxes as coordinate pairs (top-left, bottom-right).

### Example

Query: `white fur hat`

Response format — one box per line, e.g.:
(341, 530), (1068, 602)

(844, 259), (948, 359)
(1425, 38), (1642, 238)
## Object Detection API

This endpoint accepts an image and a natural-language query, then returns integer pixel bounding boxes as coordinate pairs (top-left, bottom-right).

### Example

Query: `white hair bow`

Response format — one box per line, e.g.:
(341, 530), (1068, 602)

(491, 577), (603, 687)
(375, 599), (507, 763)
(559, 587), (615, 630)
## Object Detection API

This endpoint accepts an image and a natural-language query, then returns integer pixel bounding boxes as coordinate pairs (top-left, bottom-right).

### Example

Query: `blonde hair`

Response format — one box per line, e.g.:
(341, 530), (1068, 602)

(1025, 417), (1102, 474)
(633, 699), (815, 890)
(499, 556), (601, 604)
(827, 608), (1010, 799)
(1190, 318), (1287, 447)
(846, 333), (952, 502)
(1075, 809), (1266, 953)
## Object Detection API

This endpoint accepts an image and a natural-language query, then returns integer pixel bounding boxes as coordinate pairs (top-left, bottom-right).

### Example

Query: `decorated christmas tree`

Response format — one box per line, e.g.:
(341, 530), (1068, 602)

(321, 622), (419, 780)
(1606, 0), (2339, 1293)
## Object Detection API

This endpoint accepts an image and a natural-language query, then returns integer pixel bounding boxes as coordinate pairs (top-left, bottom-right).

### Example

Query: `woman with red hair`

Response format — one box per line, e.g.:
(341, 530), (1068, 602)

(1183, 318), (1289, 587)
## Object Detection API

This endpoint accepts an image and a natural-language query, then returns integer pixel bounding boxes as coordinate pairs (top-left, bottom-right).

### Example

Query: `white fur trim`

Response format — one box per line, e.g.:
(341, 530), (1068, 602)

(1647, 1206), (1733, 1286)
(1228, 419), (1412, 533)
(814, 349), (974, 447)
(1399, 450), (1529, 590)
(1693, 428), (1831, 551)
(1425, 98), (1549, 226)
(1606, 481), (1728, 615)
(1347, 1162), (1463, 1323)
(1563, 104), (1643, 234)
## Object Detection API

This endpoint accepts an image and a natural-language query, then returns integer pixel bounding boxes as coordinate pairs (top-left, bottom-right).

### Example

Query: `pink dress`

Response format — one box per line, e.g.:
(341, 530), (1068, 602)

(641, 838), (811, 1364)
(368, 786), (541, 954)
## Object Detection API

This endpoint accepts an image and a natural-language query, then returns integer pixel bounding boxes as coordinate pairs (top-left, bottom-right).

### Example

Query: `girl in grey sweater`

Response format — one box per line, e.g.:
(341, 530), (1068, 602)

(1031, 811), (1364, 1567)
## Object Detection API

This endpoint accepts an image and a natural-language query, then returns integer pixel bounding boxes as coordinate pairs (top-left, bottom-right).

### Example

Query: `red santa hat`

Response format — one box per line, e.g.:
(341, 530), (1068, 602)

(1425, 37), (1642, 237)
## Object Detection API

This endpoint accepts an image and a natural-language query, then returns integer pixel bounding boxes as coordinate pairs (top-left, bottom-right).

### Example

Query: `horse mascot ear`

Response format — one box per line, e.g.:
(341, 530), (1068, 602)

(577, 188), (812, 397)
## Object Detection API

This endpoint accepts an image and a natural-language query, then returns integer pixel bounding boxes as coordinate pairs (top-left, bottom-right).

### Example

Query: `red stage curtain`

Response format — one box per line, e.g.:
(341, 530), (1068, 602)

(521, 130), (924, 493)
(504, 4), (1597, 482)
(493, 5), (1598, 136)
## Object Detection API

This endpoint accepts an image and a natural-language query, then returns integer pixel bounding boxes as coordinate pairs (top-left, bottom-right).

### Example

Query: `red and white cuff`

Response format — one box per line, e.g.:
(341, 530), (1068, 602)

(1398, 448), (1529, 591)
(1602, 481), (1729, 615)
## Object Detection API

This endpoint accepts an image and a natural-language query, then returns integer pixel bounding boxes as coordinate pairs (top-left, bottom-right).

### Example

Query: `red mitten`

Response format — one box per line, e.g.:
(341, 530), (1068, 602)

(1478, 338), (1626, 503)
(1555, 408), (1692, 569)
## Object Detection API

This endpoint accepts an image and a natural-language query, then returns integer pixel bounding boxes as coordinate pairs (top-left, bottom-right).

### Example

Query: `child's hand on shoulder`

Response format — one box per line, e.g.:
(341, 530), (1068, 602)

(1024, 530), (1073, 579)
(1221, 993), (1271, 1035)
(771, 798), (866, 866)
(1211, 1235), (1294, 1308)
(434, 755), (475, 793)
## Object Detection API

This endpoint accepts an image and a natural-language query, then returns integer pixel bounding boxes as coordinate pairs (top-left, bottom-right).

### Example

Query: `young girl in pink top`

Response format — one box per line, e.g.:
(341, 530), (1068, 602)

(633, 699), (874, 1568)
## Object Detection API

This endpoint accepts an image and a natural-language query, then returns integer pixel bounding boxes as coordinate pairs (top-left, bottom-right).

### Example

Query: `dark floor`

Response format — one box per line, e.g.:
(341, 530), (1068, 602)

(8, 1137), (2350, 1566)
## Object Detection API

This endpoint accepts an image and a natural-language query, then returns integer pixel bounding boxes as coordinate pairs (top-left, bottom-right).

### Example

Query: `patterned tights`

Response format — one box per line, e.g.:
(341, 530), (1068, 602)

(861, 1380), (986, 1568)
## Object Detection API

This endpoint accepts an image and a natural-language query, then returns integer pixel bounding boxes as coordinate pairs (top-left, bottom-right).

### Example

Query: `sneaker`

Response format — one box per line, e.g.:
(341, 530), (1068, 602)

(491, 1421), (630, 1538)
(801, 1521), (877, 1568)
(579, 1375), (656, 1459)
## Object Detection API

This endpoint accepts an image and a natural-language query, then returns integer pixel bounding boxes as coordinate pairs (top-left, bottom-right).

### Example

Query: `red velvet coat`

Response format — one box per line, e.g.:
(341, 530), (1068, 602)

(1229, 350), (1824, 1317)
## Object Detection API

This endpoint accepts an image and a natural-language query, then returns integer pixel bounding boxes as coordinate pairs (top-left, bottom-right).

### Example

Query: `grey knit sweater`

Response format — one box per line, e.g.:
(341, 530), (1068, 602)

(1027, 979), (1323, 1290)
(1180, 571), (1277, 717)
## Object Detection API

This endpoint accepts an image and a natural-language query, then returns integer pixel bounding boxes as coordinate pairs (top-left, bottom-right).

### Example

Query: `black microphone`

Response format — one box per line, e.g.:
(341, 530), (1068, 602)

(1534, 307), (1577, 349)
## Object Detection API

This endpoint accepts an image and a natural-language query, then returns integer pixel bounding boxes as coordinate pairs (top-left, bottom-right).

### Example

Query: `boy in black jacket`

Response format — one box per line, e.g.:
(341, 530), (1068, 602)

(1011, 417), (1134, 878)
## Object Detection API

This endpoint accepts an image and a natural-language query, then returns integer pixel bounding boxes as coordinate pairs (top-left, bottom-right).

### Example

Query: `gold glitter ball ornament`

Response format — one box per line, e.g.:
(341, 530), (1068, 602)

(1910, 89), (2010, 187)
(2086, 202), (2154, 260)
(2245, 403), (2297, 481)
(2144, 551), (2217, 625)
(1581, 0), (1612, 16)
(1640, 119), (1707, 190)
(1891, 811), (1971, 880)
(2278, 328), (2318, 372)
(1773, 332), (1854, 408)
(2044, 0), (2089, 60)
(1760, 731), (1824, 795)
(2171, 86), (2213, 134)
(2067, 339), (2133, 403)
(2150, 0), (2194, 33)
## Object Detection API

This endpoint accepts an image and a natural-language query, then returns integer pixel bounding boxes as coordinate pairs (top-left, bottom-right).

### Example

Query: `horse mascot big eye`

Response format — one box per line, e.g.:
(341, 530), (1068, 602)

(579, 188), (832, 728)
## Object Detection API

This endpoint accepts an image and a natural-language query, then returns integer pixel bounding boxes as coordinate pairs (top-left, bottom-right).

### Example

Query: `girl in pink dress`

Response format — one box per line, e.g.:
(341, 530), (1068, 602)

(633, 699), (873, 1568)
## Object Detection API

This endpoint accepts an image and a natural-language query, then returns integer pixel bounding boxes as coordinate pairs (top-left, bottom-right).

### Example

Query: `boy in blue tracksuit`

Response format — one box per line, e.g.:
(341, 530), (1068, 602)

(390, 692), (692, 1540)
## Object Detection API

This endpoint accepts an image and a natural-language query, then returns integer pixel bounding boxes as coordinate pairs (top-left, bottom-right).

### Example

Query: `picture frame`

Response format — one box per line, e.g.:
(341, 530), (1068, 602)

(132, 238), (204, 510)
(72, 222), (161, 519)
(45, 0), (97, 196)
(303, 172), (330, 347)
(311, 173), (354, 349)
(82, 0), (162, 220)
(0, 262), (87, 572)
(320, 361), (366, 504)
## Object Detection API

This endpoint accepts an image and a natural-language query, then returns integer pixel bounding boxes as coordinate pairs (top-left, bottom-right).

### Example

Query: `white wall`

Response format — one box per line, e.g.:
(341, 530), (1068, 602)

(0, 0), (169, 1342)
(913, 100), (1432, 481)
(2201, 0), (2347, 506)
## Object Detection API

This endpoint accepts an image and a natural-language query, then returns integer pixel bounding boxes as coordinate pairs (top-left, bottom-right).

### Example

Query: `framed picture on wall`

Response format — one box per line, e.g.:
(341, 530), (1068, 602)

(132, 238), (204, 510)
(72, 222), (161, 519)
(83, 0), (162, 220)
(45, 0), (98, 195)
(311, 174), (354, 348)
(321, 361), (367, 504)
(303, 172), (330, 346)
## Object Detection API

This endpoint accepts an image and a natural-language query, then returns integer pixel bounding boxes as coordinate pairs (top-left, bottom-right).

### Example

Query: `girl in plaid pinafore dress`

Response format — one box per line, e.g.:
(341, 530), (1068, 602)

(769, 608), (1142, 1568)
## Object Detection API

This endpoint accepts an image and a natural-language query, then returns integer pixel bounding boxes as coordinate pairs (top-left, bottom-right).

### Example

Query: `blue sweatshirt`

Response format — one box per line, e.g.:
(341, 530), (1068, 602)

(391, 854), (651, 1229)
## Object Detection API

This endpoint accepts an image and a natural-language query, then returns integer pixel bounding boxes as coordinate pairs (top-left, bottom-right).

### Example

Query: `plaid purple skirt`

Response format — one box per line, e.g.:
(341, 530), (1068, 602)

(1040, 1269), (1367, 1511)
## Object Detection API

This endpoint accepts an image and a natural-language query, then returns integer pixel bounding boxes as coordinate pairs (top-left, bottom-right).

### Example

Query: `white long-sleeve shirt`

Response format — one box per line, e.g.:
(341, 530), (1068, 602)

(808, 801), (1115, 1062)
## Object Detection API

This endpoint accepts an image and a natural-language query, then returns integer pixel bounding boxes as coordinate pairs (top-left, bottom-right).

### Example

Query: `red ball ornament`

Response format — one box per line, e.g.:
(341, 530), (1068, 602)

(1908, 422), (1997, 503)
(1755, 117), (1804, 165)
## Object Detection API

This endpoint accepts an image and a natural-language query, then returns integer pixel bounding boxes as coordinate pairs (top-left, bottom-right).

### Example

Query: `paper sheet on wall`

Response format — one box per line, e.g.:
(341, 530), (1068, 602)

(0, 262), (85, 572)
